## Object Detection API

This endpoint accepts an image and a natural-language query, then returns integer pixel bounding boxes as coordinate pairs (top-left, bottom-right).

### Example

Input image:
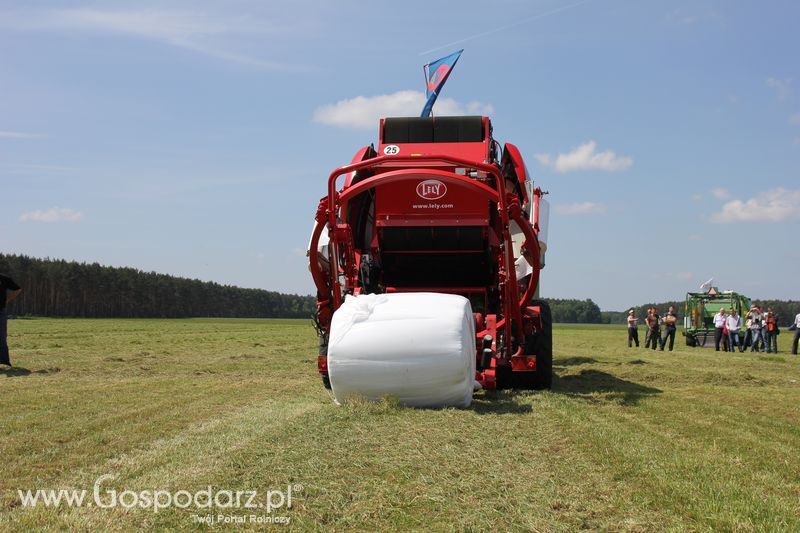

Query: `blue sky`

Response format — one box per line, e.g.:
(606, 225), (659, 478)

(1, 0), (798, 310)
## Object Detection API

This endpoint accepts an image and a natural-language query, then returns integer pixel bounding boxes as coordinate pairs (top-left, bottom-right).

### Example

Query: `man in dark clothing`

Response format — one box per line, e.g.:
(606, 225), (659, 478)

(646, 308), (661, 350)
(1, 274), (22, 366)
(643, 308), (653, 347)
(660, 305), (678, 351)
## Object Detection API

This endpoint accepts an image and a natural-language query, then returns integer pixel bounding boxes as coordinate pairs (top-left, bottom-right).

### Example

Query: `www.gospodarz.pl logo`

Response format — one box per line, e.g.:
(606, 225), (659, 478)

(17, 474), (302, 515)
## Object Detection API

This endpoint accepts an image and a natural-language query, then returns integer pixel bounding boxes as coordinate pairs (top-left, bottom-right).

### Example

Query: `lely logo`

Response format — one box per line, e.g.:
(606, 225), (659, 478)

(416, 179), (447, 200)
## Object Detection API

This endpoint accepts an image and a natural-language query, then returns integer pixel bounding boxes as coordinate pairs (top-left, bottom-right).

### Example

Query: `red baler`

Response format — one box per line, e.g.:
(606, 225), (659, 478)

(309, 115), (551, 392)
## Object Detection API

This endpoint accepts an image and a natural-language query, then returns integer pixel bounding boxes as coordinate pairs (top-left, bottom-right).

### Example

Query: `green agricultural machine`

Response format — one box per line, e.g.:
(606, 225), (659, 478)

(683, 288), (750, 347)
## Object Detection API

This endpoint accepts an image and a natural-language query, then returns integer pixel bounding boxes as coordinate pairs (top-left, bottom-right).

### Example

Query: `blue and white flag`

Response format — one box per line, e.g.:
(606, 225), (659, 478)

(421, 49), (463, 117)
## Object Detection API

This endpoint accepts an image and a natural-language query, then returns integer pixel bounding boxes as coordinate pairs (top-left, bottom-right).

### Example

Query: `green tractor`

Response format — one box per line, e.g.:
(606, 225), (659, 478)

(683, 288), (750, 347)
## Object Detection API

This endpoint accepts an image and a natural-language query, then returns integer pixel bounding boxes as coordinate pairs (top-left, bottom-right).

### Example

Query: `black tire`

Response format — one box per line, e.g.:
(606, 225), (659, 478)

(495, 364), (513, 390)
(531, 300), (553, 390)
(513, 300), (553, 390)
(686, 334), (697, 347)
(322, 374), (331, 390)
(699, 333), (708, 347)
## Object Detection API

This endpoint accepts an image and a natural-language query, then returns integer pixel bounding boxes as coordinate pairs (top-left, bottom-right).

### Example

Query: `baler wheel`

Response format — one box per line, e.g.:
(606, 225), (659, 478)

(322, 375), (331, 390)
(514, 300), (553, 390)
(495, 364), (513, 390)
(531, 299), (553, 390)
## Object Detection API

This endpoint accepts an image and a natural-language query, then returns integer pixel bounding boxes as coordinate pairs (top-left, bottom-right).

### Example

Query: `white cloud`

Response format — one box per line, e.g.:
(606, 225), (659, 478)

(691, 193), (703, 202)
(534, 141), (633, 173)
(0, 130), (44, 139)
(766, 77), (791, 100)
(312, 90), (493, 129)
(19, 207), (83, 223)
(554, 202), (607, 215)
(710, 188), (800, 223)
(711, 187), (730, 199)
(3, 8), (303, 71)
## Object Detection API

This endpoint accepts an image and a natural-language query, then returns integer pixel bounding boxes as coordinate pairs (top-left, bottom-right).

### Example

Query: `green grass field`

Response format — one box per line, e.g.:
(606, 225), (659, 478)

(2, 318), (799, 531)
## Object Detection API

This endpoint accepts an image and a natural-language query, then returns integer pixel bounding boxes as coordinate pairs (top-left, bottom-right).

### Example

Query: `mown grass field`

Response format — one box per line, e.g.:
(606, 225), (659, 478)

(1, 318), (799, 531)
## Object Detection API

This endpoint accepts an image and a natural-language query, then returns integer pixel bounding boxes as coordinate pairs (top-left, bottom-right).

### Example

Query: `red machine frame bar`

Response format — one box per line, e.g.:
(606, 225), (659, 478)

(309, 153), (542, 354)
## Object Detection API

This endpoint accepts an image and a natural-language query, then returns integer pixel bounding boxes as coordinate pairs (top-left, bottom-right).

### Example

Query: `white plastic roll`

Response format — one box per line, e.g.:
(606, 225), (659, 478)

(327, 292), (476, 408)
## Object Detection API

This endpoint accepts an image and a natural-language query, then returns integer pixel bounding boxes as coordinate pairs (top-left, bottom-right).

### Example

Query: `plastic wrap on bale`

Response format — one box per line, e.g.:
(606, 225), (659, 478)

(327, 293), (476, 408)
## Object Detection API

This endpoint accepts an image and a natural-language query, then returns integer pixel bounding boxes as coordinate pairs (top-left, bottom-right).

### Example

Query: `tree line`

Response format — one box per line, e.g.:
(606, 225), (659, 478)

(4, 253), (793, 324)
(544, 298), (603, 324)
(600, 301), (684, 325)
(0, 254), (315, 319)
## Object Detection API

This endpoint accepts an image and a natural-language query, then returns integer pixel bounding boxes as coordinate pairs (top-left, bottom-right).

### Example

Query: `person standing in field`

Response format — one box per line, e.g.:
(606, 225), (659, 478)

(713, 307), (727, 351)
(0, 273), (22, 366)
(727, 307), (743, 353)
(762, 307), (774, 353)
(746, 304), (763, 353)
(743, 313), (752, 350)
(627, 309), (640, 348)
(764, 308), (778, 353)
(643, 308), (653, 348)
(757, 305), (767, 351)
(646, 308), (660, 350)
(660, 305), (678, 351)
(792, 311), (800, 356)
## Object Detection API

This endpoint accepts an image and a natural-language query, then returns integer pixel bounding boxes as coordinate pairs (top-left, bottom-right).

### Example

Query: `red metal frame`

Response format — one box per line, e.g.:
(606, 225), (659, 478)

(309, 118), (544, 389)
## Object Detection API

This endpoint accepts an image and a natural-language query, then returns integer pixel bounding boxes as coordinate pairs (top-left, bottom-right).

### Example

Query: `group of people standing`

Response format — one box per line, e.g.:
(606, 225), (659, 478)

(626, 306), (679, 351)
(625, 303), (800, 355)
(712, 305), (778, 353)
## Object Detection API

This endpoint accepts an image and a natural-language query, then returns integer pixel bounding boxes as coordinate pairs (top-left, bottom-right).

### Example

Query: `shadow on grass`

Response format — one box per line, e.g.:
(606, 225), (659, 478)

(554, 369), (661, 406)
(470, 390), (534, 414)
(1, 366), (61, 378)
(554, 356), (598, 367)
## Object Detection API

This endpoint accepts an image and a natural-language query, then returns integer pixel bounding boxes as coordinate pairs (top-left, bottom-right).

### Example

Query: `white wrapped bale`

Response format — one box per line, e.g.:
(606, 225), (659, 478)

(327, 292), (476, 408)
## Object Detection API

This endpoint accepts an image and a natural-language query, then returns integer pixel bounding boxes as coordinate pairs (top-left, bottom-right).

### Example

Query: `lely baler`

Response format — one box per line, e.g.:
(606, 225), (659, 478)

(308, 114), (551, 404)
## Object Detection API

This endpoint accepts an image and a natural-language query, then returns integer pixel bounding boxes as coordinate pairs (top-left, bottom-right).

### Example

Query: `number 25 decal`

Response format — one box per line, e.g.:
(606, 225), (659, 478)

(383, 145), (400, 155)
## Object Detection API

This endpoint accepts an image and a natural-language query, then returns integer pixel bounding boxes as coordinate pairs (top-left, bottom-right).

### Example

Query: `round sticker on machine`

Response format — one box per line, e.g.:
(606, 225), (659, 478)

(383, 145), (400, 155)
